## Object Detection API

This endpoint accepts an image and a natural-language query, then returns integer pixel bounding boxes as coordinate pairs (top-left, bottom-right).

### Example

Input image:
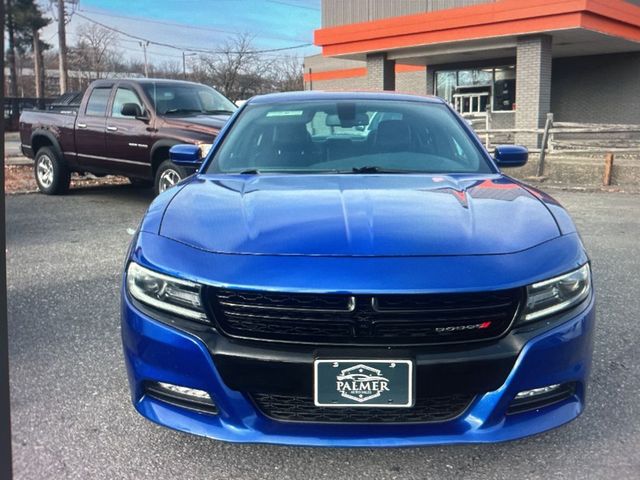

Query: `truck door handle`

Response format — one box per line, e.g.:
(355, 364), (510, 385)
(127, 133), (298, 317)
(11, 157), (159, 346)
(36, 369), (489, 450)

(77, 123), (87, 129)
(106, 126), (118, 131)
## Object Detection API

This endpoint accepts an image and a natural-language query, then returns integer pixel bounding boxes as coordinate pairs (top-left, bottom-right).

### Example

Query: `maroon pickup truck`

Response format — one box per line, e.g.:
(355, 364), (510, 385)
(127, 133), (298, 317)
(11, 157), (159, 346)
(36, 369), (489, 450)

(20, 78), (236, 195)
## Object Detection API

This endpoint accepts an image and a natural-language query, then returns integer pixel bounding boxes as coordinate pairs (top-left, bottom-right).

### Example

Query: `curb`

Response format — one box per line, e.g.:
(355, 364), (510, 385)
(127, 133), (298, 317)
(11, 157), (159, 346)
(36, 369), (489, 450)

(4, 156), (33, 166)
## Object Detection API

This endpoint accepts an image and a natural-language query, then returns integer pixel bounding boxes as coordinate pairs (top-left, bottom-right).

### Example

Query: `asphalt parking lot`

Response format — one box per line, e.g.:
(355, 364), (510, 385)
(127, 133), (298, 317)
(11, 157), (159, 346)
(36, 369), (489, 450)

(7, 185), (640, 480)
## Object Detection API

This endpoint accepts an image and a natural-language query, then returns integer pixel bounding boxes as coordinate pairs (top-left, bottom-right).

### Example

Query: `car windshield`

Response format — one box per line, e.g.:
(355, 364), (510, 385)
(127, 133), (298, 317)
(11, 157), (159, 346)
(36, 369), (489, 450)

(142, 82), (237, 116)
(207, 99), (493, 174)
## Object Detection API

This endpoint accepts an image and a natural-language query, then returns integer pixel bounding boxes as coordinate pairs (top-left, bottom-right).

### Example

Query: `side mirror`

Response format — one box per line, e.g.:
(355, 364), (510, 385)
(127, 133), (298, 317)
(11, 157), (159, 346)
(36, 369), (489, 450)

(121, 103), (142, 117)
(494, 145), (528, 168)
(121, 103), (149, 122)
(170, 144), (203, 167)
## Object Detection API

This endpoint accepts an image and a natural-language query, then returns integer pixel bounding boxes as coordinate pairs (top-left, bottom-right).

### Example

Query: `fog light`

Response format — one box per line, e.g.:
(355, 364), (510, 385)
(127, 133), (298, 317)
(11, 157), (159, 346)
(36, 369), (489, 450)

(515, 384), (561, 400)
(145, 381), (218, 414)
(507, 382), (576, 415)
(157, 382), (211, 400)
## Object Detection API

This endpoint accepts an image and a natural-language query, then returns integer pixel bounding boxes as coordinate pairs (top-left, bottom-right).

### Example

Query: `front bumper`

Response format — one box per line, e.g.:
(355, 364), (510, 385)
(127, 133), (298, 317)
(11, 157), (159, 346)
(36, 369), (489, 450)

(121, 290), (595, 447)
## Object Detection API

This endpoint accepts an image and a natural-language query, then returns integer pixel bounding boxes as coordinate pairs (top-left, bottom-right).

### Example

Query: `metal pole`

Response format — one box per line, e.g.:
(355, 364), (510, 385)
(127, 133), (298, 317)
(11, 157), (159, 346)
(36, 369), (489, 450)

(140, 41), (150, 78)
(57, 0), (68, 93)
(0, 0), (14, 477)
(485, 104), (491, 149)
(183, 52), (186, 79)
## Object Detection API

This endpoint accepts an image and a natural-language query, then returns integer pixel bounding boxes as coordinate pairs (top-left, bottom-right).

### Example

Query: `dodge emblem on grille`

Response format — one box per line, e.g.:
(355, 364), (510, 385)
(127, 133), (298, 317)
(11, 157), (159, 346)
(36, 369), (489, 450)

(335, 364), (391, 402)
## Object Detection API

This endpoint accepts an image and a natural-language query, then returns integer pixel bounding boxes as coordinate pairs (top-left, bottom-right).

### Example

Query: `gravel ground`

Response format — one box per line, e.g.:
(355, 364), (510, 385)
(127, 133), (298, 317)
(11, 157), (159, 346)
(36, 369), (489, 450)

(4, 164), (129, 194)
(7, 185), (640, 480)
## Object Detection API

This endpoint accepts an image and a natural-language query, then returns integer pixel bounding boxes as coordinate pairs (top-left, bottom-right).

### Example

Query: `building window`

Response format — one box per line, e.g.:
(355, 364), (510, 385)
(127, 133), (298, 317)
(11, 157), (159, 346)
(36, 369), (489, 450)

(435, 66), (516, 114)
(436, 71), (457, 106)
(493, 66), (516, 112)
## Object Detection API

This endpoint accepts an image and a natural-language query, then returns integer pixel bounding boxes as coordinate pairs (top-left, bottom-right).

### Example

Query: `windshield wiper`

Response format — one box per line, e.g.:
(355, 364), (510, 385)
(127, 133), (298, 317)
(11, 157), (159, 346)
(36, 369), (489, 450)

(352, 166), (382, 173)
(164, 108), (202, 115)
(204, 109), (235, 115)
(350, 166), (417, 174)
(234, 168), (336, 175)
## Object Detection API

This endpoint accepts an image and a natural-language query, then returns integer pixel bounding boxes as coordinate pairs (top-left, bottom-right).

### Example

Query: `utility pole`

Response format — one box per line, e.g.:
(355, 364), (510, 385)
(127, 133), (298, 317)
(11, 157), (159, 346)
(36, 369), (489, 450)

(182, 52), (196, 80)
(33, 28), (44, 99)
(57, 0), (68, 94)
(140, 41), (150, 78)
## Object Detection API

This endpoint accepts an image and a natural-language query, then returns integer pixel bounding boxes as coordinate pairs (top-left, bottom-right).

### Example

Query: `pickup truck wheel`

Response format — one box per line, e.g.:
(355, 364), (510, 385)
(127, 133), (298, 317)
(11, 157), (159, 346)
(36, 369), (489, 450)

(155, 160), (187, 195)
(34, 147), (71, 195)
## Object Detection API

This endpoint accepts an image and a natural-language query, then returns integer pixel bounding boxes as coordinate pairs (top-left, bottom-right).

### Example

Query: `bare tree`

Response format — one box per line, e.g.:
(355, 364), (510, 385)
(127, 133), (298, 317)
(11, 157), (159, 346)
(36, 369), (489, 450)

(192, 33), (275, 102)
(269, 55), (304, 92)
(150, 60), (183, 79)
(111, 57), (145, 77)
(70, 24), (119, 80)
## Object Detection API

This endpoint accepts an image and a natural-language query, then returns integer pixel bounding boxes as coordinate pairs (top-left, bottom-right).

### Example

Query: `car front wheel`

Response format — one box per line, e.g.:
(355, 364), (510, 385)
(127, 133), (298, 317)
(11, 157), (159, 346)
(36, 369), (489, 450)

(34, 147), (71, 195)
(154, 160), (187, 195)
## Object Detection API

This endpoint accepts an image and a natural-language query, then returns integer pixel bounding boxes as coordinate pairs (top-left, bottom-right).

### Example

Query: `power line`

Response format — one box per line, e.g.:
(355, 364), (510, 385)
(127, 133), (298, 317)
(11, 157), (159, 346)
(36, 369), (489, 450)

(65, 31), (311, 61)
(266, 0), (320, 11)
(77, 7), (312, 44)
(110, 45), (184, 60)
(64, 32), (182, 58)
(74, 12), (312, 55)
(79, 8), (235, 34)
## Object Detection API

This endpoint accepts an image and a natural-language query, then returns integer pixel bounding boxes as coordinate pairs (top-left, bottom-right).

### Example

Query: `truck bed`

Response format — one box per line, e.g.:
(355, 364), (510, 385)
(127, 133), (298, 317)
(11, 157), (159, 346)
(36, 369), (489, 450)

(19, 109), (77, 159)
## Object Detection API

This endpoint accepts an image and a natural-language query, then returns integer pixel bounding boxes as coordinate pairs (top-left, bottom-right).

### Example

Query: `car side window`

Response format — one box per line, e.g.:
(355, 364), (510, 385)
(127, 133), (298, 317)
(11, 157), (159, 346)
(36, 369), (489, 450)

(111, 88), (145, 118)
(85, 87), (112, 116)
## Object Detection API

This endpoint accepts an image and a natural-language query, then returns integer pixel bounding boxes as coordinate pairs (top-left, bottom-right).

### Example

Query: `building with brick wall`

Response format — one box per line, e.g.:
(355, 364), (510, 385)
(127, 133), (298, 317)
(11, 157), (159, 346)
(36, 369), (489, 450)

(305, 0), (640, 148)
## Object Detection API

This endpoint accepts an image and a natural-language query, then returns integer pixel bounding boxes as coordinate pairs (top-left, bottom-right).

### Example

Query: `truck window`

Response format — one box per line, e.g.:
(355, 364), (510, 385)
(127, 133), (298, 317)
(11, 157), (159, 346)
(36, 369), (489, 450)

(111, 88), (145, 118)
(142, 82), (236, 115)
(85, 87), (112, 116)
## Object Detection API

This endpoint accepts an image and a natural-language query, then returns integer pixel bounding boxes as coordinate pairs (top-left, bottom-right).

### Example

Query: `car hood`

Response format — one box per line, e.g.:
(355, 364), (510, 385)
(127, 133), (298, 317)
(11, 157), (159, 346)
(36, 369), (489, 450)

(159, 174), (561, 256)
(163, 114), (230, 133)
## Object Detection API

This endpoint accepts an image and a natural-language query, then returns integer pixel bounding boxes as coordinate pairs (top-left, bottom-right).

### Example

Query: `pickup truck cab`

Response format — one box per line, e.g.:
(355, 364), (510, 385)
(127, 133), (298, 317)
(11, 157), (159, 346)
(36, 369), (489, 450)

(20, 78), (236, 195)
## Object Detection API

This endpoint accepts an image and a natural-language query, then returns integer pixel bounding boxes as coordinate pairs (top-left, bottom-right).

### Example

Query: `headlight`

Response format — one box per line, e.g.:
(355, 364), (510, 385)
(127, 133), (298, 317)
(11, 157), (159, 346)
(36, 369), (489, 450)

(126, 262), (207, 322)
(198, 143), (214, 158)
(522, 263), (591, 322)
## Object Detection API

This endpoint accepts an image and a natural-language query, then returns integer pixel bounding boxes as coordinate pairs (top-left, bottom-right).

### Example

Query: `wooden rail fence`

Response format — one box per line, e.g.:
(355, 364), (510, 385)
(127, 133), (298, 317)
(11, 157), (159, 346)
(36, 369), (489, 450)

(467, 111), (640, 177)
(471, 113), (640, 154)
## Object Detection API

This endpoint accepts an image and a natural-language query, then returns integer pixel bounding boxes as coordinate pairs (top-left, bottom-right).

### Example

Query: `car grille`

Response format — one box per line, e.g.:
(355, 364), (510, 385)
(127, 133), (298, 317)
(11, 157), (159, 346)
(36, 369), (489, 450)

(205, 288), (522, 345)
(250, 393), (474, 423)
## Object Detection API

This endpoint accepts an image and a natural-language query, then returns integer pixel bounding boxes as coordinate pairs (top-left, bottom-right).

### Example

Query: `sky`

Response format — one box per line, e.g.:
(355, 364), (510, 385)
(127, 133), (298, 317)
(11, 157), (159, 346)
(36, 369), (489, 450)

(36, 0), (321, 65)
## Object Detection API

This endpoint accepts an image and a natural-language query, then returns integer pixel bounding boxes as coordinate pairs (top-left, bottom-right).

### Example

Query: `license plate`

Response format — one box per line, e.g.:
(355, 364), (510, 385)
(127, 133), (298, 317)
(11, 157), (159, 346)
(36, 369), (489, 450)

(314, 359), (413, 407)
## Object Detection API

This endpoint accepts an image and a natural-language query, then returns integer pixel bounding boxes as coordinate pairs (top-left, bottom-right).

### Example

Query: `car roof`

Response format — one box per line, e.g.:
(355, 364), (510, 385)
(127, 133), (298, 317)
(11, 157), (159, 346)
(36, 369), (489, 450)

(247, 90), (445, 105)
(90, 78), (209, 87)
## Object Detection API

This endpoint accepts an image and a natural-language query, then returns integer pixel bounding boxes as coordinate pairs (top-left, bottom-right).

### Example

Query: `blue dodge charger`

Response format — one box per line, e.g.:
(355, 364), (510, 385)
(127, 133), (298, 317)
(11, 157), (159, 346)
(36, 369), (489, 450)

(121, 92), (594, 447)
